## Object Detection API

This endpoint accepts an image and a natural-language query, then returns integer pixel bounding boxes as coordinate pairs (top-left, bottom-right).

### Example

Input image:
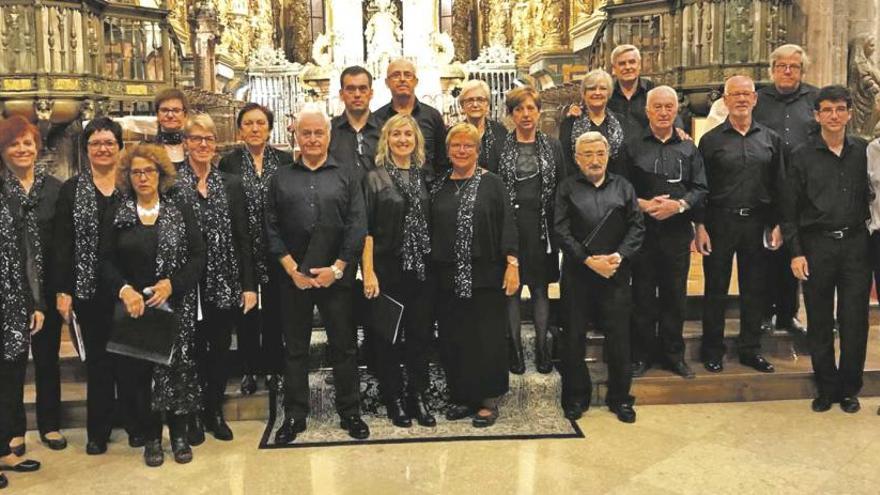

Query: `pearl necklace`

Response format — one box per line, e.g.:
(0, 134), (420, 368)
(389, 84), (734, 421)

(137, 200), (160, 217)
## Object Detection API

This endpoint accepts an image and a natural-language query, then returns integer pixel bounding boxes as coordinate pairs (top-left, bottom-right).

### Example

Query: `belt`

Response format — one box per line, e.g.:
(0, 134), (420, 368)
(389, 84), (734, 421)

(712, 206), (756, 217)
(819, 226), (860, 240)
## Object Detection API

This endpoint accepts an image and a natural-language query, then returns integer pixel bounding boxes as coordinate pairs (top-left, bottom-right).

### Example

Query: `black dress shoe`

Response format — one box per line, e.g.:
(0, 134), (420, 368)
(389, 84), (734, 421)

(703, 360), (724, 373)
(143, 439), (164, 467)
(811, 396), (833, 412)
(0, 459), (40, 472)
(340, 416), (370, 440)
(8, 443), (24, 457)
(406, 394), (436, 427)
(760, 318), (773, 333)
(0, 473), (7, 489)
(274, 417), (307, 445)
(39, 432), (67, 451)
(840, 396), (861, 413)
(563, 403), (586, 421)
(444, 404), (476, 421)
(170, 435), (193, 464)
(669, 360), (696, 379)
(385, 398), (413, 428)
(86, 440), (108, 455)
(128, 434), (145, 448)
(609, 403), (637, 424)
(187, 414), (206, 446)
(472, 408), (499, 428)
(509, 349), (525, 375)
(267, 374), (284, 392)
(205, 412), (234, 441)
(240, 374), (258, 396)
(739, 355), (775, 373)
(631, 361), (650, 378)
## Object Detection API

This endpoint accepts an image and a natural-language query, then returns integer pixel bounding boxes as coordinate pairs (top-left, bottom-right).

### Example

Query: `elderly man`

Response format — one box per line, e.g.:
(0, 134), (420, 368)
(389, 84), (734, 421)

(554, 131), (644, 423)
(627, 86), (708, 379)
(265, 105), (369, 443)
(695, 75), (785, 374)
(783, 86), (870, 414)
(329, 65), (381, 182)
(754, 44), (818, 335)
(374, 58), (447, 178)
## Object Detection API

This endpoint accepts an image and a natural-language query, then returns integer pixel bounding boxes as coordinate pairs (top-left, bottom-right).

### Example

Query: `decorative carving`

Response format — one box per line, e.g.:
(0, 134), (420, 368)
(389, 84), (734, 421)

(479, 0), (491, 48)
(543, 0), (564, 49)
(190, 1), (223, 92)
(451, 0), (471, 62)
(288, 0), (312, 64)
(81, 99), (96, 120)
(511, 1), (532, 60)
(848, 34), (880, 139)
(365, 0), (403, 65)
(431, 32), (456, 65)
(35, 99), (54, 121)
(488, 0), (510, 47)
(312, 32), (333, 66)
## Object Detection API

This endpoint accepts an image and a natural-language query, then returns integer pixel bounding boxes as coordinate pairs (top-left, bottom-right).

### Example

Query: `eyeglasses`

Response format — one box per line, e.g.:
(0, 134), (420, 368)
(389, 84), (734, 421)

(817, 106), (850, 116)
(773, 63), (802, 72)
(388, 71), (415, 81)
(87, 140), (118, 149)
(461, 97), (488, 106)
(449, 143), (476, 151)
(343, 85), (371, 94)
(576, 151), (607, 160)
(186, 135), (217, 144)
(724, 91), (755, 99)
(158, 107), (185, 115)
(130, 168), (158, 178)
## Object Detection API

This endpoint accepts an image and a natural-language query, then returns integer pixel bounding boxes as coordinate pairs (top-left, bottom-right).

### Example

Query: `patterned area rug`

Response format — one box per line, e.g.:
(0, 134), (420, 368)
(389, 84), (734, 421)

(259, 367), (584, 449)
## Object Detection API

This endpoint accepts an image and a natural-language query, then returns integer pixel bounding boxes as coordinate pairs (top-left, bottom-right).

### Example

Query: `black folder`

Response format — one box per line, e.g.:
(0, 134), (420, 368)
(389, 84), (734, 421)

(68, 311), (86, 362)
(298, 224), (343, 276)
(582, 208), (628, 256)
(371, 293), (404, 344)
(107, 302), (179, 365)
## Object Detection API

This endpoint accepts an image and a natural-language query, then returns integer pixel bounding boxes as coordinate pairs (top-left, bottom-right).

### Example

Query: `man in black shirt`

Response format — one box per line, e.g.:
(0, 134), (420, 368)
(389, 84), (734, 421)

(329, 66), (381, 183)
(695, 75), (784, 374)
(753, 44), (818, 335)
(554, 131), (644, 423)
(782, 86), (871, 414)
(628, 86), (708, 379)
(374, 58), (447, 179)
(265, 105), (369, 442)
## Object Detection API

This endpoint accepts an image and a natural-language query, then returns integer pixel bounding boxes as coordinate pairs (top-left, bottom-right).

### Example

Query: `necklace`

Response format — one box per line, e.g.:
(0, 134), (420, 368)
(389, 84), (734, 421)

(137, 200), (160, 217)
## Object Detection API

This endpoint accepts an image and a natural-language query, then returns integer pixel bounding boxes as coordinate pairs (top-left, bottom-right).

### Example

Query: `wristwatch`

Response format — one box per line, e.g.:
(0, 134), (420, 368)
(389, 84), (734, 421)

(330, 265), (344, 280)
(678, 200), (688, 214)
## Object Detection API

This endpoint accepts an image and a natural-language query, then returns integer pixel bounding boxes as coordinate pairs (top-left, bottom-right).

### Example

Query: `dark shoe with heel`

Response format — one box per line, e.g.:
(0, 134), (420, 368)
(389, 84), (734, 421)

(170, 436), (193, 464)
(631, 361), (650, 378)
(407, 394), (436, 427)
(128, 434), (145, 448)
(39, 432), (67, 451)
(840, 396), (861, 413)
(205, 412), (234, 441)
(274, 417), (307, 445)
(0, 459), (40, 472)
(811, 396), (833, 412)
(703, 360), (723, 373)
(143, 439), (164, 467)
(86, 439), (107, 455)
(444, 404), (476, 421)
(240, 374), (257, 396)
(563, 402), (588, 421)
(186, 414), (205, 446)
(340, 415), (370, 439)
(739, 355), (775, 373)
(669, 360), (696, 379)
(385, 398), (412, 428)
(8, 443), (24, 457)
(472, 408), (499, 428)
(609, 403), (637, 423)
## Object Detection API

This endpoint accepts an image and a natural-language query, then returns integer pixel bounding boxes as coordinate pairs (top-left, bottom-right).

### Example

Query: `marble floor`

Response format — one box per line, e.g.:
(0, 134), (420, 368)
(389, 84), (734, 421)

(7, 398), (880, 495)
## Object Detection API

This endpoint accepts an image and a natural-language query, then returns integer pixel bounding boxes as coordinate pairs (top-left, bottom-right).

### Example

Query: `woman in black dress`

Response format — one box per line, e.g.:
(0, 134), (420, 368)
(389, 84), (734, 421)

(498, 87), (565, 375)
(432, 122), (519, 428)
(218, 103), (293, 396)
(458, 79), (507, 172)
(362, 114), (436, 428)
(1, 116), (65, 454)
(54, 118), (134, 455)
(0, 117), (45, 490)
(100, 144), (206, 467)
(172, 113), (255, 444)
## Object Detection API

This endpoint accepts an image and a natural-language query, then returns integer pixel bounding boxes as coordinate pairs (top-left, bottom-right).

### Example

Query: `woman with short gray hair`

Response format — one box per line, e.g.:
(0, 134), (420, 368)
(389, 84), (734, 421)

(458, 79), (507, 172)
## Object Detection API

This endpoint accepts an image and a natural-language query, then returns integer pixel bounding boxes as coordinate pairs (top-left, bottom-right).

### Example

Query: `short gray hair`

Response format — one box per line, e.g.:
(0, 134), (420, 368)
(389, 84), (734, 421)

(459, 79), (491, 103)
(580, 69), (614, 95)
(575, 131), (610, 151)
(769, 43), (810, 75)
(296, 103), (331, 130)
(724, 75), (756, 94)
(610, 44), (641, 64)
(386, 57), (417, 78)
(646, 85), (679, 106)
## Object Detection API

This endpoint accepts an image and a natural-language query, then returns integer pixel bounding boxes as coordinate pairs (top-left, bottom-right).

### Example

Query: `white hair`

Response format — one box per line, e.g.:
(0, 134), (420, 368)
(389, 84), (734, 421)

(769, 43), (810, 75)
(724, 75), (756, 94)
(610, 44), (641, 64)
(580, 69), (614, 95)
(575, 131), (610, 151)
(646, 85), (679, 106)
(459, 79), (491, 102)
(296, 103), (331, 130)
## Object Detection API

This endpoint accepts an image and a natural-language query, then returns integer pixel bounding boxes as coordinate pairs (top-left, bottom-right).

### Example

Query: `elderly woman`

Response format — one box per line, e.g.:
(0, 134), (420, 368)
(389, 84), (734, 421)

(554, 132), (644, 423)
(219, 103), (294, 397)
(498, 86), (565, 375)
(54, 117), (136, 455)
(100, 144), (206, 466)
(0, 116), (65, 455)
(0, 117), (46, 490)
(362, 114), (436, 428)
(458, 79), (507, 172)
(559, 69), (627, 177)
(432, 122), (519, 427)
(173, 114), (255, 444)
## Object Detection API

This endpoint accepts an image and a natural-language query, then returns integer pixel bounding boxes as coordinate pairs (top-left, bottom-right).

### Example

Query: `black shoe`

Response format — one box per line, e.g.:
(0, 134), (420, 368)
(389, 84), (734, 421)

(406, 394), (437, 427)
(840, 396), (861, 413)
(187, 414), (206, 446)
(86, 440), (107, 455)
(241, 375), (258, 396)
(509, 348), (525, 375)
(143, 439), (164, 467)
(631, 360), (650, 378)
(274, 417), (307, 445)
(8, 443), (24, 457)
(811, 396), (833, 412)
(385, 398), (412, 428)
(170, 435), (193, 464)
(609, 403), (637, 423)
(669, 360), (696, 379)
(0, 459), (40, 472)
(703, 360), (724, 373)
(39, 432), (67, 451)
(205, 412), (234, 441)
(563, 403), (586, 421)
(777, 317), (806, 334)
(760, 318), (773, 333)
(472, 408), (499, 428)
(267, 374), (284, 392)
(444, 404), (476, 421)
(340, 415), (370, 440)
(535, 339), (553, 374)
(739, 354), (775, 373)
(0, 473), (7, 489)
(128, 434), (145, 448)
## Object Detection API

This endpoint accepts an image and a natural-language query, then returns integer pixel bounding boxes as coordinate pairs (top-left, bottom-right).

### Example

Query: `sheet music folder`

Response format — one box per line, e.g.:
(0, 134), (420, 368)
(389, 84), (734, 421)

(372, 293), (404, 344)
(107, 303), (178, 365)
(581, 208), (627, 256)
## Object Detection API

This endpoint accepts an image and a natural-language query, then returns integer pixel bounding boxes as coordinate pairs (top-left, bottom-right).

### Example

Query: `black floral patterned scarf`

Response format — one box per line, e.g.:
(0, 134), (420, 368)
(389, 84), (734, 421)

(240, 146), (280, 285)
(478, 119), (501, 169)
(383, 161), (430, 281)
(570, 110), (625, 159)
(432, 168), (484, 298)
(0, 185), (30, 361)
(4, 166), (46, 289)
(156, 130), (184, 146)
(499, 131), (557, 245)
(174, 163), (240, 310)
(72, 170), (115, 300)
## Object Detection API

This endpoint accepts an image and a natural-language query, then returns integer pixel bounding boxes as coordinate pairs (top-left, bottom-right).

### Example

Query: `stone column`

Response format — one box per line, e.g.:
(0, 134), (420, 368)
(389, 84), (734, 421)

(190, 1), (222, 92)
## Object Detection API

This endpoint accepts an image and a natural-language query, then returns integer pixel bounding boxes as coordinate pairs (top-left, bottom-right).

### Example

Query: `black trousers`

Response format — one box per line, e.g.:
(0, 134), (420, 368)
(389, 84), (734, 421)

(765, 246), (801, 323)
(631, 228), (691, 365)
(279, 281), (360, 420)
(14, 307), (61, 436)
(115, 355), (163, 441)
(700, 213), (768, 361)
(560, 260), (633, 409)
(802, 230), (871, 399)
(194, 303), (234, 414)
(237, 266), (284, 375)
(0, 358), (27, 456)
(869, 231), (880, 301)
(370, 272), (434, 402)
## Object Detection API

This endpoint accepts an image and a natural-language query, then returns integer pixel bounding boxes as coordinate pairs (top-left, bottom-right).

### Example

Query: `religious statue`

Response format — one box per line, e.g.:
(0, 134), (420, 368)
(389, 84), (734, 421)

(531, 0), (546, 48)
(543, 0), (564, 49)
(365, 0), (403, 65)
(848, 34), (880, 138)
(511, 0), (531, 58)
(451, 0), (472, 61)
(488, 0), (511, 47)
